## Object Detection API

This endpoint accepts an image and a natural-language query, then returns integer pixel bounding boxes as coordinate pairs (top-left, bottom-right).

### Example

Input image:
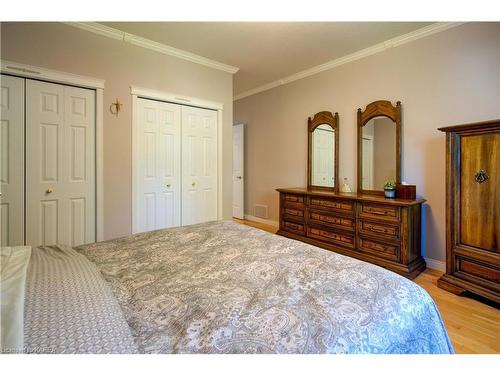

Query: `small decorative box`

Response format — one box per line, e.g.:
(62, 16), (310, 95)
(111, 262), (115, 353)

(396, 184), (416, 200)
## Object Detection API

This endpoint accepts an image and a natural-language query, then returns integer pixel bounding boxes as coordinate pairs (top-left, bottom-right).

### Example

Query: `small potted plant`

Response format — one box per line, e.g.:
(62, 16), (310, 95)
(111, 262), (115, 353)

(383, 180), (397, 199)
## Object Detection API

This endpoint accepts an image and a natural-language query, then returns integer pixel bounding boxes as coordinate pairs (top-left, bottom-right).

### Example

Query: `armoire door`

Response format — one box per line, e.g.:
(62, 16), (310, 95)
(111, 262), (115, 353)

(1, 74), (25, 246)
(135, 98), (181, 232)
(460, 132), (500, 252)
(182, 106), (218, 226)
(26, 79), (95, 247)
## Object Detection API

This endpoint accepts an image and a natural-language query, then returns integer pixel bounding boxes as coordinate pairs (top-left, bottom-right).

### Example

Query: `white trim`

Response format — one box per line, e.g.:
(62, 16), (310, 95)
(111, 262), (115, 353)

(244, 214), (279, 229)
(130, 85), (223, 111)
(1, 60), (105, 89)
(64, 22), (239, 75)
(95, 88), (104, 241)
(425, 258), (446, 273)
(234, 22), (465, 101)
(131, 88), (224, 233)
(217, 109), (223, 221)
(1, 61), (105, 242)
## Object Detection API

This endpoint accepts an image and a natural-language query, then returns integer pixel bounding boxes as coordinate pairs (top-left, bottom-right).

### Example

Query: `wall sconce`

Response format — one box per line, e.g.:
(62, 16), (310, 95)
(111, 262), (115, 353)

(110, 99), (122, 117)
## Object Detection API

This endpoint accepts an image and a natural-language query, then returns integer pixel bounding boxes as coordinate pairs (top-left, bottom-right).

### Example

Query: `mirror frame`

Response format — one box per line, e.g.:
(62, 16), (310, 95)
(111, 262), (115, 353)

(307, 111), (339, 192)
(357, 100), (401, 195)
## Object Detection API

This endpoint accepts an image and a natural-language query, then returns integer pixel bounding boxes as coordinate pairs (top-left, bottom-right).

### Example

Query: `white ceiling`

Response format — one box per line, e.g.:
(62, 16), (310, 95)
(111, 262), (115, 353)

(102, 22), (432, 96)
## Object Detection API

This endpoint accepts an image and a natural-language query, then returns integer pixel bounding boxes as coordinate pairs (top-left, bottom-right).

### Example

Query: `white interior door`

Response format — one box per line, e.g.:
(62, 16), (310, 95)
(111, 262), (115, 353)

(0, 74), (25, 246)
(182, 106), (218, 226)
(362, 136), (374, 190)
(232, 123), (244, 219)
(135, 98), (181, 233)
(26, 79), (95, 247)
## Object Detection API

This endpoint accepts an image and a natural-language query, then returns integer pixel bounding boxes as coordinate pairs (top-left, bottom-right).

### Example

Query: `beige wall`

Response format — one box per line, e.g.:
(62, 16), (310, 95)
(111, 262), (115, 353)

(234, 22), (500, 262)
(1, 22), (233, 240)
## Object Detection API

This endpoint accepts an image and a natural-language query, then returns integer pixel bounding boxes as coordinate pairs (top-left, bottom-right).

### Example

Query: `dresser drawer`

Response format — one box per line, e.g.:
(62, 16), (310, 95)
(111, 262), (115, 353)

(308, 209), (355, 232)
(282, 207), (305, 222)
(283, 193), (305, 204)
(281, 220), (305, 235)
(358, 202), (400, 223)
(307, 226), (355, 249)
(358, 219), (400, 242)
(309, 197), (354, 216)
(358, 237), (400, 262)
(455, 255), (500, 287)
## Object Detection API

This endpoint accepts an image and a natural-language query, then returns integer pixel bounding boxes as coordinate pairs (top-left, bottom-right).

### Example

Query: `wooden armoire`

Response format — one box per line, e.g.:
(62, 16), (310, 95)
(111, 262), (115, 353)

(437, 120), (500, 303)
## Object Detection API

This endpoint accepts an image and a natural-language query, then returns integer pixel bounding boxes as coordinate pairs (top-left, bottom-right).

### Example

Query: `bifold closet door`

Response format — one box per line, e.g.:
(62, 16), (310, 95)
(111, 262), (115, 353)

(26, 79), (95, 247)
(181, 106), (218, 226)
(135, 98), (181, 232)
(0, 75), (25, 246)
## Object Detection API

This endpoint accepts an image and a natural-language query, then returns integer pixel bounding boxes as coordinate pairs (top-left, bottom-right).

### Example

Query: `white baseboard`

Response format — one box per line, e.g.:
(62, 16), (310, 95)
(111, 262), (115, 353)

(425, 258), (446, 272)
(244, 214), (279, 228)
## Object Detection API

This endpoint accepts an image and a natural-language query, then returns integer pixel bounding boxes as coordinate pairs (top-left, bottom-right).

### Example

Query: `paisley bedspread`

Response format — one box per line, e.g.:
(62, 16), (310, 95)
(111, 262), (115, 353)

(75, 221), (453, 354)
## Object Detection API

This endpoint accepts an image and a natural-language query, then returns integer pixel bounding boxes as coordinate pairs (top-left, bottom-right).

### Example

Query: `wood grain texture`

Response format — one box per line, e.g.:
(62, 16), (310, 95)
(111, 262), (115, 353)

(234, 218), (500, 354)
(357, 100), (401, 195)
(439, 120), (500, 303)
(307, 111), (339, 192)
(460, 133), (500, 251)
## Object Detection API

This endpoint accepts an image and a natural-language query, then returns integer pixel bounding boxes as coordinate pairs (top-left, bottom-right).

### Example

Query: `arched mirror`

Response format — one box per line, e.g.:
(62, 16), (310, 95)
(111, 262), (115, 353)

(357, 100), (401, 195)
(308, 111), (339, 192)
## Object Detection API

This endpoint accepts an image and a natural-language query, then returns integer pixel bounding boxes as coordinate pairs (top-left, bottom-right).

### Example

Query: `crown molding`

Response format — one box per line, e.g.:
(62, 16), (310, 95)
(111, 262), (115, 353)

(234, 22), (465, 101)
(64, 22), (240, 75)
(1, 59), (105, 89)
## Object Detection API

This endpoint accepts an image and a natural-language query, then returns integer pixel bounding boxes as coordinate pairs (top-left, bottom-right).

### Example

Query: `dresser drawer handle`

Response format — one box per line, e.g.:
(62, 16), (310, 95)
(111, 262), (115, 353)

(369, 210), (387, 215)
(367, 225), (388, 234)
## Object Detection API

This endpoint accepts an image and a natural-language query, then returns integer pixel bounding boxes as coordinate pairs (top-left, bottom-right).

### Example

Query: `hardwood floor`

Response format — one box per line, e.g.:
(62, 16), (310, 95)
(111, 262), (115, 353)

(233, 218), (500, 354)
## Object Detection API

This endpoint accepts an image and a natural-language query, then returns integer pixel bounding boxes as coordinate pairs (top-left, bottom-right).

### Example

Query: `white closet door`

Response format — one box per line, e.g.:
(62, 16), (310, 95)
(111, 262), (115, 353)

(135, 98), (181, 232)
(26, 80), (95, 247)
(0, 75), (25, 246)
(182, 106), (218, 226)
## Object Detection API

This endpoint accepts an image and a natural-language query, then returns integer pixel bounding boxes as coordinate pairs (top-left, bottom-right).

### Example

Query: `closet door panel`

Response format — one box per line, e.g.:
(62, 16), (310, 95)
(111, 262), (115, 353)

(26, 80), (95, 247)
(65, 85), (95, 245)
(182, 106), (218, 226)
(0, 75), (24, 245)
(135, 98), (181, 232)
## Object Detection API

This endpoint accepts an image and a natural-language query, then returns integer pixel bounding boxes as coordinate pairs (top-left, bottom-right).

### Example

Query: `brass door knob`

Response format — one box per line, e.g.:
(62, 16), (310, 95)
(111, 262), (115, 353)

(46, 188), (53, 194)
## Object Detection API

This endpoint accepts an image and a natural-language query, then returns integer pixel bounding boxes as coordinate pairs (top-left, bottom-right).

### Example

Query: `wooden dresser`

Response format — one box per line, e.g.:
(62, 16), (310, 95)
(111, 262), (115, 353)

(437, 120), (500, 303)
(276, 188), (426, 278)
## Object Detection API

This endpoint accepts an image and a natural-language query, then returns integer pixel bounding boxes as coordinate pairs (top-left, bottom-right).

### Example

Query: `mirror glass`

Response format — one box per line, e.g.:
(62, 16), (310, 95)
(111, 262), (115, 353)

(311, 124), (336, 188)
(361, 116), (397, 191)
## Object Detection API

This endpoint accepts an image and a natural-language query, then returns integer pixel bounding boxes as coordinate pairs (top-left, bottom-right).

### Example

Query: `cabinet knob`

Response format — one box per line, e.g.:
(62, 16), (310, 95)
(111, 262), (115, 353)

(46, 188), (53, 194)
(166, 183), (171, 188)
(192, 182), (196, 187)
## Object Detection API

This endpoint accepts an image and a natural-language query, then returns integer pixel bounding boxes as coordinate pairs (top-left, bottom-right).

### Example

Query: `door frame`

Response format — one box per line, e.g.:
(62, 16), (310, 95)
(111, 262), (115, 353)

(232, 123), (245, 219)
(130, 85), (224, 233)
(1, 60), (105, 241)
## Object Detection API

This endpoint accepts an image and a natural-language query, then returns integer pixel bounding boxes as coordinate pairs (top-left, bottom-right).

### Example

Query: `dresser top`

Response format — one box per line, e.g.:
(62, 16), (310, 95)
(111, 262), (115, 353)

(276, 187), (426, 206)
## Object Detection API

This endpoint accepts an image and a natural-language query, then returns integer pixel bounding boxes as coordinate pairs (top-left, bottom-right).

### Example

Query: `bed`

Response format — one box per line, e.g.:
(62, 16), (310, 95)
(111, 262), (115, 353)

(1, 221), (453, 354)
